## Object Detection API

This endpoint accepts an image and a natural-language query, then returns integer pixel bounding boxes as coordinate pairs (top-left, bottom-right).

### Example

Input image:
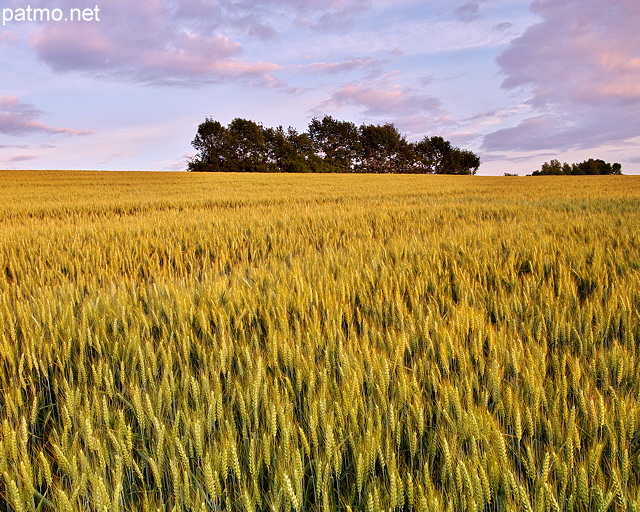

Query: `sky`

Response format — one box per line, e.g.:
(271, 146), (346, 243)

(1, 0), (639, 175)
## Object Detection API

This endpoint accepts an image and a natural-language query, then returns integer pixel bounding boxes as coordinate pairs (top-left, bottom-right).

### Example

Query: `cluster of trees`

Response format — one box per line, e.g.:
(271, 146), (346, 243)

(531, 158), (622, 176)
(188, 115), (480, 174)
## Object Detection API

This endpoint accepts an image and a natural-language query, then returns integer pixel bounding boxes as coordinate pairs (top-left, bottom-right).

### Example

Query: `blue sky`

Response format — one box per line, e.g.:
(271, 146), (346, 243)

(1, 0), (639, 174)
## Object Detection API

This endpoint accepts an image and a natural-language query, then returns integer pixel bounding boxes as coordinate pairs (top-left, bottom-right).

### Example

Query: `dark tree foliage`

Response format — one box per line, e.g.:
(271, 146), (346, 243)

(188, 118), (228, 172)
(308, 116), (360, 172)
(226, 118), (269, 173)
(188, 115), (481, 174)
(412, 136), (481, 175)
(531, 158), (622, 176)
(263, 127), (326, 173)
(358, 123), (409, 173)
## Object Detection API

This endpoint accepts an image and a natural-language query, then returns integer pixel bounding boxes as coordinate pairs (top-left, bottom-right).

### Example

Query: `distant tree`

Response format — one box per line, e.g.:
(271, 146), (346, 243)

(534, 159), (564, 176)
(357, 123), (408, 173)
(420, 136), (450, 174)
(447, 148), (481, 175)
(226, 118), (269, 172)
(578, 159), (601, 175)
(286, 128), (329, 172)
(531, 158), (622, 176)
(263, 126), (293, 172)
(411, 137), (438, 173)
(568, 164), (584, 175)
(412, 136), (479, 174)
(396, 142), (420, 174)
(188, 117), (228, 172)
(572, 158), (622, 175)
(188, 116), (481, 174)
(264, 126), (325, 173)
(308, 115), (360, 172)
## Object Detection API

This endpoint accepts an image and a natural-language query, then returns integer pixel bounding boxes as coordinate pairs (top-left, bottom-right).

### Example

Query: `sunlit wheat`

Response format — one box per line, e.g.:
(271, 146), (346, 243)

(0, 171), (638, 510)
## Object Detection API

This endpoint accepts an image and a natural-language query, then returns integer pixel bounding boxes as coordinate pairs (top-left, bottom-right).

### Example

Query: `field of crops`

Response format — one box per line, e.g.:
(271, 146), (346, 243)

(0, 170), (639, 511)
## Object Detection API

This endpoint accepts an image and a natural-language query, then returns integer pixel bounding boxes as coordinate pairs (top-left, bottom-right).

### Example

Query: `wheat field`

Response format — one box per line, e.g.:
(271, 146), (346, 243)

(0, 171), (639, 511)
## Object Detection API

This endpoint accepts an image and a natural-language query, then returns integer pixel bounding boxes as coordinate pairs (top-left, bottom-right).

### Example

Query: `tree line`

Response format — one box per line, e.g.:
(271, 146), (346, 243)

(188, 115), (480, 174)
(531, 158), (622, 176)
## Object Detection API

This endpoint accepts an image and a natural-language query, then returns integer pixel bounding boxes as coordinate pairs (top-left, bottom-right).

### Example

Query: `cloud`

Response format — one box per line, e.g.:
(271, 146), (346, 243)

(19, 0), (372, 86)
(0, 96), (91, 136)
(7, 155), (39, 162)
(313, 74), (448, 135)
(301, 57), (378, 74)
(30, 17), (280, 86)
(484, 109), (640, 153)
(492, 22), (513, 33)
(485, 0), (640, 152)
(455, 2), (480, 22)
(158, 155), (192, 172)
(173, 0), (371, 33)
(294, 0), (372, 30)
(315, 76), (441, 116)
(0, 31), (18, 45)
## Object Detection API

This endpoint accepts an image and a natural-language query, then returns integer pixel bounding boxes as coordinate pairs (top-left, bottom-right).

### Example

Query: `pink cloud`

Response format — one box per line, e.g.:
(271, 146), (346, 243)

(311, 73), (451, 138)
(8, 155), (39, 162)
(485, 0), (640, 152)
(316, 74), (444, 118)
(303, 0), (371, 30)
(484, 107), (640, 153)
(313, 74), (449, 137)
(20, 0), (274, 85)
(301, 58), (378, 74)
(0, 96), (91, 136)
(20, 0), (371, 86)
(29, 9), (269, 85)
(173, 0), (370, 33)
(0, 31), (18, 45)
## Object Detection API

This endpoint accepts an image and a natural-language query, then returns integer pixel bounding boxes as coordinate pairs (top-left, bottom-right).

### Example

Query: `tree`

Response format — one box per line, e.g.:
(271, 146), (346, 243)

(187, 117), (228, 172)
(188, 116), (481, 174)
(285, 128), (328, 172)
(533, 159), (564, 176)
(263, 126), (323, 173)
(446, 148), (481, 175)
(263, 126), (293, 172)
(412, 137), (439, 173)
(571, 158), (621, 175)
(226, 118), (269, 172)
(188, 117), (269, 172)
(308, 115), (360, 172)
(357, 123), (408, 173)
(531, 158), (623, 176)
(412, 136), (479, 174)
